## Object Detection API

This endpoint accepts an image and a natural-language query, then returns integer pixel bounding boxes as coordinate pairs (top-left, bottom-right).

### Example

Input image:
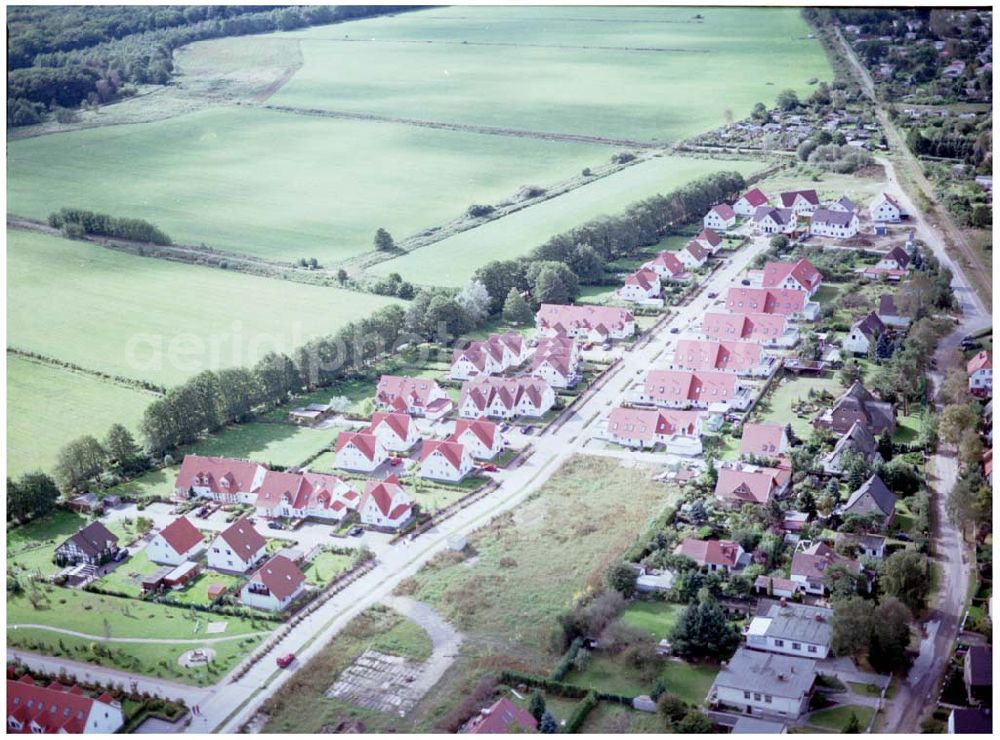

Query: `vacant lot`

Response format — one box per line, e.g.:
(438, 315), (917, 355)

(7, 354), (156, 478)
(370, 155), (764, 286)
(271, 6), (830, 142)
(7, 229), (400, 387)
(8, 107), (609, 263)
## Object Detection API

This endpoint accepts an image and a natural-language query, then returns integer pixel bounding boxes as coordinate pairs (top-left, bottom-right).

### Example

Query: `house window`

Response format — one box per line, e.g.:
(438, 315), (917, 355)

(792, 642), (801, 651)
(743, 691), (751, 699)
(808, 645), (817, 654)
(774, 639), (784, 647)
(764, 695), (772, 704)
(753, 693), (762, 702)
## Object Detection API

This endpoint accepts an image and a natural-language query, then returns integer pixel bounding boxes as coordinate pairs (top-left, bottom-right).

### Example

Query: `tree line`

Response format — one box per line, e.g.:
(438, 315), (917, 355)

(49, 208), (173, 245)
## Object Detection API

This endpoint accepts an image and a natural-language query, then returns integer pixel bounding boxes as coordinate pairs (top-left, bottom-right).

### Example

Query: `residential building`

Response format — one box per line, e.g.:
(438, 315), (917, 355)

(535, 304), (635, 342)
(531, 336), (580, 388)
(642, 250), (689, 281)
(621, 268), (662, 302)
(419, 439), (474, 482)
(255, 470), (360, 522)
(672, 338), (768, 376)
(207, 518), (267, 573)
(753, 575), (800, 599)
(678, 240), (710, 269)
(778, 189), (820, 215)
(146, 517), (205, 566)
(740, 422), (789, 457)
(827, 195), (856, 213)
(790, 542), (863, 596)
(288, 402), (334, 426)
(752, 206), (796, 235)
(761, 258), (823, 296)
(964, 646), (992, 704)
(449, 333), (528, 380)
(702, 311), (796, 347)
(709, 648), (817, 718)
(876, 246), (911, 271)
(869, 192), (902, 223)
(814, 381), (896, 436)
(822, 421), (882, 475)
(375, 375), (454, 420)
(746, 603), (833, 659)
(367, 411), (420, 452)
(452, 419), (503, 460)
(704, 203), (736, 231)
(640, 369), (748, 411)
(674, 538), (744, 573)
(714, 464), (791, 507)
(6, 676), (124, 734)
(948, 708), (992, 734)
(843, 312), (886, 355)
(809, 208), (859, 239)
(54, 522), (119, 567)
(839, 474), (897, 527)
(726, 287), (819, 321)
(835, 532), (887, 560)
(358, 476), (414, 530)
(733, 187), (770, 217)
(693, 227), (724, 253)
(174, 454), (267, 504)
(968, 351), (992, 396)
(240, 554), (306, 612)
(335, 431), (389, 473)
(459, 376), (555, 420)
(877, 294), (911, 328)
(462, 697), (538, 734)
(606, 406), (703, 455)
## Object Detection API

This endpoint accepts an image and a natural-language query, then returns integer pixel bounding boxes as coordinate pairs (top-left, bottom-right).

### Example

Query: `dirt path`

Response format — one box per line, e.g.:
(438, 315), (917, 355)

(9, 623), (270, 645)
(380, 595), (463, 698)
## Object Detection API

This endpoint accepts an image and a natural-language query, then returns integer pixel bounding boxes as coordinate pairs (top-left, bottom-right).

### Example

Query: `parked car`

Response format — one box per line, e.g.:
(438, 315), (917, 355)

(113, 549), (129, 562)
(196, 506), (209, 518)
(388, 457), (404, 467)
(481, 463), (499, 473)
(348, 526), (364, 537)
(520, 425), (533, 435)
(267, 521), (284, 530)
(895, 533), (912, 542)
(276, 653), (295, 668)
(669, 327), (680, 334)
(707, 291), (717, 299)
(741, 279), (751, 286)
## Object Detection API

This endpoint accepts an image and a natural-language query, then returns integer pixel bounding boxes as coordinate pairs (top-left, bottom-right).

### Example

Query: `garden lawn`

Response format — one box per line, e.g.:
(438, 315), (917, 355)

(570, 653), (650, 697)
(892, 408), (925, 445)
(579, 702), (666, 733)
(95, 549), (164, 596)
(755, 372), (846, 438)
(106, 465), (179, 502)
(8, 107), (610, 264)
(657, 660), (719, 706)
(177, 423), (334, 469)
(7, 354), (156, 478)
(7, 510), (91, 579)
(806, 704), (875, 731)
(164, 570), (247, 607)
(301, 549), (354, 587)
(6, 229), (402, 387)
(620, 601), (685, 641)
(370, 156), (764, 286)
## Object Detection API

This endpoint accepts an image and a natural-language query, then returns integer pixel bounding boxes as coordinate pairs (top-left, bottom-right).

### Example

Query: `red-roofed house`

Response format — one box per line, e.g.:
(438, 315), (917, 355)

(147, 517), (205, 566)
(359, 476), (414, 530)
(453, 419), (503, 459)
(531, 336), (580, 388)
(459, 377), (555, 420)
(674, 538), (745, 573)
(207, 517), (267, 573)
(693, 228), (724, 253)
(733, 187), (770, 217)
(621, 268), (662, 302)
(335, 431), (389, 473)
(419, 439), (474, 482)
(376, 375), (454, 420)
(714, 464), (791, 507)
(174, 454), (267, 504)
(606, 406), (703, 455)
(642, 250), (689, 281)
(640, 369), (750, 411)
(869, 192), (902, 223)
(241, 554), (306, 612)
(968, 351), (992, 396)
(725, 287), (818, 321)
(778, 189), (820, 215)
(535, 304), (635, 342)
(761, 258), (823, 296)
(704, 203), (736, 231)
(254, 470), (359, 522)
(740, 423), (790, 457)
(672, 338), (768, 376)
(702, 312), (796, 347)
(462, 697), (538, 734)
(678, 240), (710, 269)
(449, 333), (528, 380)
(367, 411), (420, 452)
(7, 676), (123, 734)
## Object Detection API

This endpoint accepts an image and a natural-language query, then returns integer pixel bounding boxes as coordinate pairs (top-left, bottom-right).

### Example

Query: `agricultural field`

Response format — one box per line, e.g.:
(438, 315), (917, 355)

(369, 155), (765, 286)
(270, 6), (831, 142)
(7, 354), (156, 478)
(6, 229), (401, 387)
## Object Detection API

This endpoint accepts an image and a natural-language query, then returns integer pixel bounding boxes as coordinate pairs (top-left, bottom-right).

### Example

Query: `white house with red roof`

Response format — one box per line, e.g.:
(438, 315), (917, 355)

(240, 554), (306, 612)
(146, 516), (205, 566)
(714, 464), (791, 508)
(452, 419), (503, 459)
(733, 187), (770, 217)
(254, 470), (359, 521)
(459, 376), (555, 420)
(359, 476), (413, 530)
(702, 311), (796, 348)
(726, 287), (818, 321)
(778, 189), (820, 215)
(642, 250), (689, 281)
(7, 676), (123, 734)
(335, 431), (388, 473)
(740, 422), (790, 457)
(869, 192), (902, 223)
(672, 338), (769, 377)
(207, 517), (267, 573)
(704, 203), (736, 231)
(375, 375), (454, 420)
(174, 454), (267, 504)
(693, 227), (724, 253)
(620, 268), (662, 303)
(674, 538), (745, 574)
(449, 333), (527, 380)
(606, 406), (703, 455)
(678, 240), (710, 269)
(762, 258), (823, 296)
(639, 369), (750, 412)
(752, 206), (797, 235)
(531, 335), (580, 388)
(535, 304), (635, 342)
(367, 411), (420, 452)
(968, 351), (992, 396)
(419, 439), (474, 482)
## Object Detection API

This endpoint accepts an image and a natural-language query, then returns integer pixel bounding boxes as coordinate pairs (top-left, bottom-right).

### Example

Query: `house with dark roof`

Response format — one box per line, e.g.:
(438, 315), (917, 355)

(839, 474), (897, 527)
(822, 421), (882, 475)
(6, 676), (123, 734)
(877, 294), (911, 328)
(964, 645), (992, 705)
(54, 522), (119, 567)
(241, 554), (306, 612)
(752, 206), (797, 235)
(746, 602), (834, 659)
(462, 697), (538, 734)
(778, 189), (820, 215)
(827, 195), (857, 213)
(693, 227), (724, 253)
(948, 707), (992, 734)
(814, 381), (896, 436)
(790, 541), (865, 596)
(877, 246), (911, 271)
(207, 517), (267, 573)
(810, 208), (859, 239)
(678, 240), (710, 269)
(709, 648), (817, 718)
(146, 517), (205, 566)
(704, 203), (736, 231)
(843, 311), (886, 355)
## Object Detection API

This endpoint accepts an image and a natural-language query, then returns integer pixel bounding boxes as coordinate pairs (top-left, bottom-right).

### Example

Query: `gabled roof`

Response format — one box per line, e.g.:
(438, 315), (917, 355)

(762, 258), (822, 291)
(674, 338), (763, 373)
(176, 454), (265, 496)
(7, 676), (115, 734)
(726, 287), (806, 316)
(466, 697), (538, 734)
(709, 203), (736, 220)
(882, 246), (910, 268)
(832, 382), (895, 431)
(459, 376), (551, 413)
(695, 228), (723, 247)
(752, 206), (795, 226)
(778, 189), (819, 207)
(684, 240), (710, 261)
(376, 375), (443, 406)
(674, 538), (742, 567)
(828, 420), (878, 462)
(812, 207), (857, 227)
(852, 311), (886, 339)
(335, 431), (381, 461)
(843, 474), (897, 517)
(249, 554), (305, 601)
(715, 466), (788, 505)
(968, 350), (992, 374)
(369, 411), (413, 442)
(645, 250), (687, 276)
(60, 521), (118, 559)
(644, 369), (740, 405)
(949, 708), (991, 734)
(360, 476), (412, 522)
(420, 439), (467, 471)
(157, 517), (203, 556)
(873, 191), (901, 209)
(536, 304), (634, 333)
(256, 469), (309, 510)
(966, 645), (993, 687)
(762, 602), (833, 646)
(625, 268), (660, 291)
(878, 293), (902, 317)
(454, 418), (498, 450)
(217, 517), (266, 558)
(608, 406), (702, 443)
(738, 187), (769, 208)
(791, 541), (860, 581)
(740, 422), (785, 455)
(702, 311), (787, 341)
(714, 648), (816, 699)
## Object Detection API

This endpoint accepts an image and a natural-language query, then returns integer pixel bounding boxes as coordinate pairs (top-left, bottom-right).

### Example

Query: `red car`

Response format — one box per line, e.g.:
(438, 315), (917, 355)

(388, 457), (403, 466)
(481, 463), (498, 472)
(276, 653), (295, 668)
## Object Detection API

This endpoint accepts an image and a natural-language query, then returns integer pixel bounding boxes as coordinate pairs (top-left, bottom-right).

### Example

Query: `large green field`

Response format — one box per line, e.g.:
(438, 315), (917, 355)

(271, 6), (831, 142)
(7, 355), (156, 478)
(370, 155), (765, 285)
(6, 229), (400, 386)
(7, 107), (610, 263)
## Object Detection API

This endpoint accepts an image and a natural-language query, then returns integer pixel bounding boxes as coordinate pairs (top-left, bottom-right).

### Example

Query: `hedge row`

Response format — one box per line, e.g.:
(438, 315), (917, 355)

(548, 636), (584, 681)
(565, 691), (599, 733)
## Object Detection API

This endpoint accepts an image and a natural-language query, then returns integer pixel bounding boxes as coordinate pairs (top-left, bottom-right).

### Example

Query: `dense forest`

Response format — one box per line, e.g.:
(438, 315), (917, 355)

(7, 5), (416, 127)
